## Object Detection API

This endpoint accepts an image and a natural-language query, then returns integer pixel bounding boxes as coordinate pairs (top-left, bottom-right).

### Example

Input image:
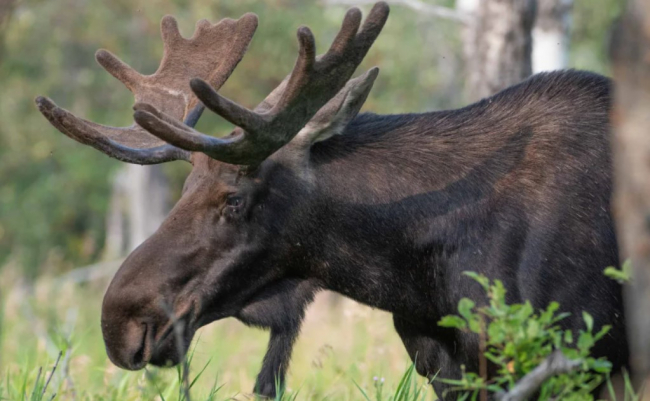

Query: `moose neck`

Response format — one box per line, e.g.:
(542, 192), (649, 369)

(297, 105), (534, 318)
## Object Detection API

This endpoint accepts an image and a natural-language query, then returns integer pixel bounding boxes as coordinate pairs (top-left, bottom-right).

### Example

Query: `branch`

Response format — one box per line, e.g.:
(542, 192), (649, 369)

(496, 350), (582, 401)
(323, 0), (469, 24)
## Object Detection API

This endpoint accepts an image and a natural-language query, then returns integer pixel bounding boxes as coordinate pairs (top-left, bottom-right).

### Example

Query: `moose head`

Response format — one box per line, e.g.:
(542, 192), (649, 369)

(36, 3), (389, 374)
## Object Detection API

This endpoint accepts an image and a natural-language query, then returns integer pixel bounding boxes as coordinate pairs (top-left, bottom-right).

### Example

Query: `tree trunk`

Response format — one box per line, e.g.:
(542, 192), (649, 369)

(104, 165), (169, 257)
(126, 165), (169, 251)
(104, 169), (128, 260)
(611, 0), (650, 396)
(461, 0), (537, 101)
(532, 0), (572, 73)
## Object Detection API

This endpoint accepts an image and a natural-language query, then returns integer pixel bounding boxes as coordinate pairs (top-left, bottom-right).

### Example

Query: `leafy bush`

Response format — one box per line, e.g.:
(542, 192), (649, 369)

(437, 272), (613, 401)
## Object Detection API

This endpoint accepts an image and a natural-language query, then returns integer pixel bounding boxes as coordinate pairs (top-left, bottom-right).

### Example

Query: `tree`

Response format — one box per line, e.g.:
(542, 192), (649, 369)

(104, 165), (169, 258)
(532, 0), (573, 73)
(460, 0), (537, 100)
(611, 0), (650, 397)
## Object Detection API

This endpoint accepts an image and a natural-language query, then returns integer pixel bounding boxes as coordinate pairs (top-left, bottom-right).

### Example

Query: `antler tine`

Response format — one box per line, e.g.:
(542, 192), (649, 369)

(325, 8), (362, 57)
(36, 12), (258, 164)
(36, 96), (190, 164)
(353, 1), (391, 54)
(176, 2), (389, 166)
(189, 78), (266, 134)
(187, 23), (317, 134)
(269, 26), (318, 113)
(269, 2), (388, 115)
(133, 107), (230, 153)
(160, 15), (184, 46)
(95, 50), (144, 92)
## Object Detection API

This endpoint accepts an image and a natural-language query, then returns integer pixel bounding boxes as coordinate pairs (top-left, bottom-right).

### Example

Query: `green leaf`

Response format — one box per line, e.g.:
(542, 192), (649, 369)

(582, 312), (594, 332)
(604, 267), (630, 284)
(564, 330), (573, 344)
(487, 322), (506, 343)
(552, 312), (572, 324)
(562, 347), (580, 359)
(604, 260), (633, 284)
(439, 315), (467, 330)
(463, 271), (490, 291)
(526, 320), (540, 338)
(591, 359), (613, 374)
(577, 332), (595, 353)
(468, 317), (482, 333)
(623, 259), (633, 276)
(458, 298), (476, 321)
(483, 352), (503, 365)
(594, 325), (611, 341)
(491, 280), (506, 303)
(539, 302), (560, 324)
(515, 302), (534, 322)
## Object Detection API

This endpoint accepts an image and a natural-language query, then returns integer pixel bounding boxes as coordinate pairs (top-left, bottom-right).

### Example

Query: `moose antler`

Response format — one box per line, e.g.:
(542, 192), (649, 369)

(134, 2), (389, 166)
(35, 13), (258, 164)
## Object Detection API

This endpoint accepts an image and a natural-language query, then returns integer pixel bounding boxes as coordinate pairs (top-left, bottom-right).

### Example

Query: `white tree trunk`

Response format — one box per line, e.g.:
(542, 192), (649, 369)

(104, 169), (128, 259)
(126, 164), (169, 250)
(532, 0), (572, 73)
(460, 0), (537, 101)
(105, 165), (169, 258)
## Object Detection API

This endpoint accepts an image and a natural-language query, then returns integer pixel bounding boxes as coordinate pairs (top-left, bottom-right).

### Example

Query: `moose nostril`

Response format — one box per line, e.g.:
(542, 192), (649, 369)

(130, 324), (148, 369)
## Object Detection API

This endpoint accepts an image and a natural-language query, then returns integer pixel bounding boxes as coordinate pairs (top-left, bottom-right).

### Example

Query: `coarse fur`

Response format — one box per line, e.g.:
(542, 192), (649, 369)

(100, 70), (628, 399)
(304, 69), (627, 397)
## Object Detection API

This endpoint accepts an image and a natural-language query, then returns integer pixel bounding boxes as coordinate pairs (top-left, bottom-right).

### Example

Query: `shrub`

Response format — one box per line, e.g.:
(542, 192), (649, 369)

(437, 272), (613, 401)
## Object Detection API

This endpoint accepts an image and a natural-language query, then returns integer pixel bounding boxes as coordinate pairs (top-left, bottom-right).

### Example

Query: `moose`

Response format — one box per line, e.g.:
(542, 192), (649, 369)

(36, 2), (628, 399)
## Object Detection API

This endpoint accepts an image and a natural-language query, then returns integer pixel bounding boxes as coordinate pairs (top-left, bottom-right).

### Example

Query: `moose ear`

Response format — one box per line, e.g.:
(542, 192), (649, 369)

(295, 67), (379, 146)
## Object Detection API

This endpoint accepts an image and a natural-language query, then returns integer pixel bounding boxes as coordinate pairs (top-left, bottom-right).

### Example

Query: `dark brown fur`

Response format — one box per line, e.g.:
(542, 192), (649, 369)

(100, 70), (628, 399)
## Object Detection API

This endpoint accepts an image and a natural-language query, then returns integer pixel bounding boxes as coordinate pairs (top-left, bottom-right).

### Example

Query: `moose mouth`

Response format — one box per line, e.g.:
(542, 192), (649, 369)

(132, 307), (197, 369)
(149, 323), (193, 367)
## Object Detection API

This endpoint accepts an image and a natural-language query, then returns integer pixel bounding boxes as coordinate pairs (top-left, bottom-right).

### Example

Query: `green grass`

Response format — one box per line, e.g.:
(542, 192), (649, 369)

(0, 267), (435, 400)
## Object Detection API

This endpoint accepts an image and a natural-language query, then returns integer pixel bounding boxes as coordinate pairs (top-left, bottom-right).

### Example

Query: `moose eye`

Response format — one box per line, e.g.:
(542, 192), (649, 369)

(226, 195), (243, 208)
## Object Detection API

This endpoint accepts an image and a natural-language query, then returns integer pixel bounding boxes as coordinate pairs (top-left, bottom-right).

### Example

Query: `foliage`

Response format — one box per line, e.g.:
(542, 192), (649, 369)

(437, 272), (613, 401)
(604, 259), (633, 284)
(571, 0), (622, 75)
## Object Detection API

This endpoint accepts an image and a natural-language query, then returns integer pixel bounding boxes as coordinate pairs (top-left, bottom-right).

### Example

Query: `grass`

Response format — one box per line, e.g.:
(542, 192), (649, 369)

(0, 266), (435, 400)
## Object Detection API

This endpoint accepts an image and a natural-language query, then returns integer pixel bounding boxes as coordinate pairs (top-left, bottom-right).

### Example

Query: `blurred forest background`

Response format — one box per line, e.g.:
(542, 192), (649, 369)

(0, 0), (620, 279)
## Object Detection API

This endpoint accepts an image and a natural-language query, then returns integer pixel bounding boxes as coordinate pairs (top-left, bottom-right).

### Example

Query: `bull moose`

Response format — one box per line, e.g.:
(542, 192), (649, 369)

(35, 2), (628, 399)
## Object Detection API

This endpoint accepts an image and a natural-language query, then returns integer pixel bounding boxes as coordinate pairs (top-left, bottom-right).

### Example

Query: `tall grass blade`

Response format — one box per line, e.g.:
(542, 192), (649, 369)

(352, 380), (372, 401)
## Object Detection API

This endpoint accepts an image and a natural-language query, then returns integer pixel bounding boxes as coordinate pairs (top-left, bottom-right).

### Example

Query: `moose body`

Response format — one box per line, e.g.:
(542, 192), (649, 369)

(229, 70), (628, 398)
(301, 70), (627, 395)
(36, 3), (627, 399)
